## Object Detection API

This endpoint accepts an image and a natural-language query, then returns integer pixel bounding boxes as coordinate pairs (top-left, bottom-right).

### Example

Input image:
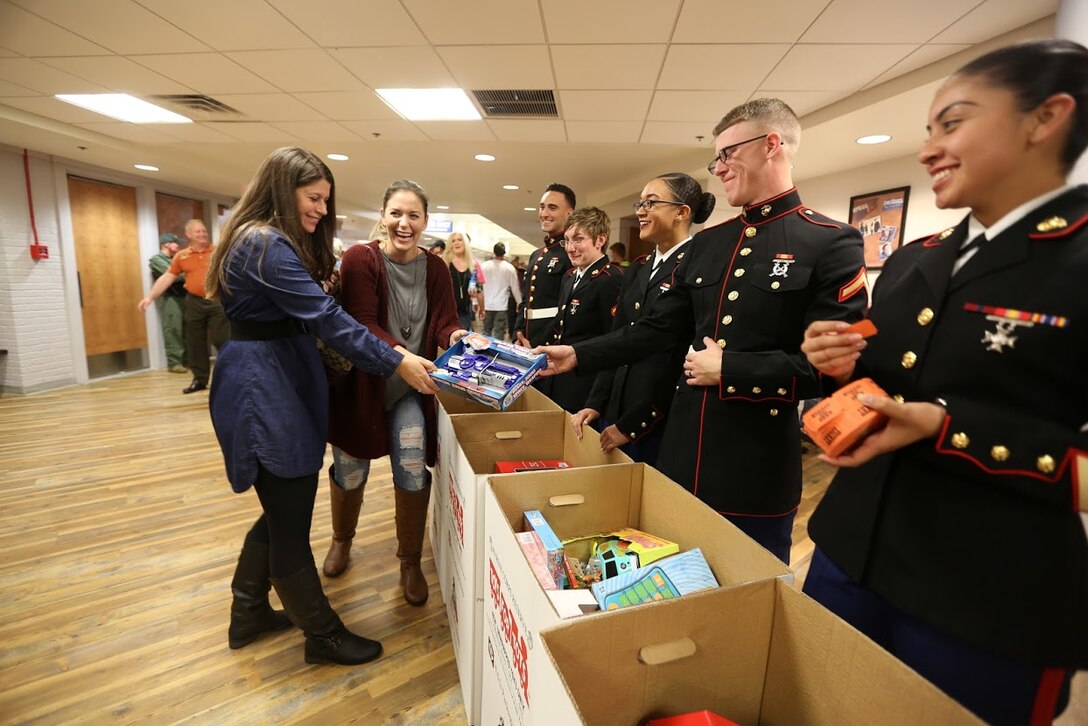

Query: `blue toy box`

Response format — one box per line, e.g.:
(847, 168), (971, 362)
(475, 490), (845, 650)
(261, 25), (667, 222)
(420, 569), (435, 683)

(430, 333), (546, 411)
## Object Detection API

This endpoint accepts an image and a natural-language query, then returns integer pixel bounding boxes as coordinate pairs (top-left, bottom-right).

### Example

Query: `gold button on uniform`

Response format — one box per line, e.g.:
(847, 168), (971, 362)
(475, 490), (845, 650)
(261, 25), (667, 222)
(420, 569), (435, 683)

(951, 432), (970, 449)
(740, 247), (752, 256)
(752, 386), (761, 394)
(917, 307), (934, 326)
(777, 388), (786, 395)
(695, 277), (703, 284)
(728, 291), (739, 301)
(745, 227), (756, 238)
(734, 268), (745, 278)
(722, 315), (732, 325)
(770, 408), (778, 416)
(530, 285), (536, 292)
(1037, 455), (1056, 474)
(901, 351), (917, 369)
(726, 386), (736, 393)
(771, 281), (780, 290)
(761, 205), (772, 217)
(641, 422), (647, 428)
(531, 274), (537, 281)
(991, 445), (1010, 462)
(717, 339), (726, 349)
(529, 296), (534, 302)
(634, 302), (640, 310)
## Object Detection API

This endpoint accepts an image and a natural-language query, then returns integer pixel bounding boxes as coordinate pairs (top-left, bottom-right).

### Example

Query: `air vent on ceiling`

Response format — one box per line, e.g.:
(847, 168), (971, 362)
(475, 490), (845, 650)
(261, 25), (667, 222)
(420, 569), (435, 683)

(152, 94), (241, 116)
(470, 89), (557, 118)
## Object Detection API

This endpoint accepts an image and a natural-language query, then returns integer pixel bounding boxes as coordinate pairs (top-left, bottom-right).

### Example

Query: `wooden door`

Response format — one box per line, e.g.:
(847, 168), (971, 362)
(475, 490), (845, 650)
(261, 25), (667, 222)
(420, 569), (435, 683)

(68, 176), (147, 356)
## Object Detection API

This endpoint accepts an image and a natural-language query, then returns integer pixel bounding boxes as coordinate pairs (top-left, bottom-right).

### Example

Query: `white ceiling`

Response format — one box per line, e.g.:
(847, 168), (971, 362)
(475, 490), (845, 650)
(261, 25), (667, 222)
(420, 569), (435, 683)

(0, 0), (1058, 246)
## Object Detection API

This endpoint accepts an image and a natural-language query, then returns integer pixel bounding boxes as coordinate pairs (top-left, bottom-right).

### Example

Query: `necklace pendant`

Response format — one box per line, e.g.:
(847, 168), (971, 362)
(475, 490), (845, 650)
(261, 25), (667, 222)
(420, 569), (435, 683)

(400, 326), (412, 339)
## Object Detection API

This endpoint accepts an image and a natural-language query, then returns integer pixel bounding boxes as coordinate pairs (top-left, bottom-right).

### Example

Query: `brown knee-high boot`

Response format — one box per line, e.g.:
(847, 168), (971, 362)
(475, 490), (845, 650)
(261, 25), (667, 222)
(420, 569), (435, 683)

(395, 485), (430, 606)
(322, 466), (366, 578)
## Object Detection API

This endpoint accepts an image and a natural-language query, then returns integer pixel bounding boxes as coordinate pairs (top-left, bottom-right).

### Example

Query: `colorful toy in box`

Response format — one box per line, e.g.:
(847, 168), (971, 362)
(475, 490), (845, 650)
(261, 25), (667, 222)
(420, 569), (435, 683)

(563, 527), (680, 582)
(515, 531), (557, 591)
(430, 333), (546, 411)
(524, 510), (566, 588)
(801, 377), (890, 458)
(595, 540), (639, 580)
(494, 459), (571, 474)
(591, 548), (718, 611)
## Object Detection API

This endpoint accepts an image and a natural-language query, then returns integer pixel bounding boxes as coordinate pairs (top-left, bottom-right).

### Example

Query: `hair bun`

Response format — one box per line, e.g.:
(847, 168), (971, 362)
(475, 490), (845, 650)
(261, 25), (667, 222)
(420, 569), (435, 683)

(692, 192), (716, 225)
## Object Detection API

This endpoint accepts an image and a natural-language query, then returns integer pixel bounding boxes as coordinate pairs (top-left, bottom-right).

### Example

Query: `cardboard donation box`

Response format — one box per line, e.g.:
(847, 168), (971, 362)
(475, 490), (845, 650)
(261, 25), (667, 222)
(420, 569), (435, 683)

(437, 410), (631, 725)
(481, 463), (791, 726)
(431, 387), (560, 579)
(540, 578), (982, 726)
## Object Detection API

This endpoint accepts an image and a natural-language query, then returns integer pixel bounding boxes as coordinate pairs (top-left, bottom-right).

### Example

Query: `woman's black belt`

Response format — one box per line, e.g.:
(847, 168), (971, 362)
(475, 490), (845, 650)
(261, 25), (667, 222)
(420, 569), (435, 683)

(230, 318), (306, 340)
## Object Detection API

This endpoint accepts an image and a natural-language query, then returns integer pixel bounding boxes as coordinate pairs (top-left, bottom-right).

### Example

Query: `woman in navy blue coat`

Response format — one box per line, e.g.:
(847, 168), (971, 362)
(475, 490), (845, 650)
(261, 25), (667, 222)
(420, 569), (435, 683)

(206, 147), (437, 666)
(801, 41), (1088, 723)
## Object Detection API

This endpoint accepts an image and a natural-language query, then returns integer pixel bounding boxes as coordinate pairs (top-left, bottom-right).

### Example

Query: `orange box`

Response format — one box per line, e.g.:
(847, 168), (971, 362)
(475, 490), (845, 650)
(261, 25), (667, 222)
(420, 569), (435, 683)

(802, 378), (889, 457)
(843, 318), (878, 338)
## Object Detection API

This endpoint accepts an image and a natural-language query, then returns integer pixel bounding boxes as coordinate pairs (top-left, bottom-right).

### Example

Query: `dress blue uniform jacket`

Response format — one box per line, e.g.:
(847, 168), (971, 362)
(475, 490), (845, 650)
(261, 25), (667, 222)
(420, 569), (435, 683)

(810, 185), (1088, 667)
(575, 189), (867, 515)
(515, 234), (572, 346)
(209, 230), (401, 492)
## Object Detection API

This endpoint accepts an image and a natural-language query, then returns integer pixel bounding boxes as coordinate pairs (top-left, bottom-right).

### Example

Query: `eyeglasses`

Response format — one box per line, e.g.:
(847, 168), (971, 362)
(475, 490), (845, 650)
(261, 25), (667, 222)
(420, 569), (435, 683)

(706, 133), (769, 173)
(632, 199), (686, 213)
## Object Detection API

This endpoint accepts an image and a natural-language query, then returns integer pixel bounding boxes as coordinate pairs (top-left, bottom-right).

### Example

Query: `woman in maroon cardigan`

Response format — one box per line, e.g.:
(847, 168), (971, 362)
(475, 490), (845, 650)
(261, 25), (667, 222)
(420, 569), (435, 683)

(324, 179), (464, 606)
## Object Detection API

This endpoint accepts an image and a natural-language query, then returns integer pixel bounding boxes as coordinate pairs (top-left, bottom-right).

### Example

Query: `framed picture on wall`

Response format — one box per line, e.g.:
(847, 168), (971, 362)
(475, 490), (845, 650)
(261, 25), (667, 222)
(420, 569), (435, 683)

(848, 186), (910, 269)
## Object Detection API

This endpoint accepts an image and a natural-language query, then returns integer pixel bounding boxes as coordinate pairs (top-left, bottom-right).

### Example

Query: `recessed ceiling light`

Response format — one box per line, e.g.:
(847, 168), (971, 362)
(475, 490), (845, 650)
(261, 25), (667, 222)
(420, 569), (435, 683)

(856, 134), (892, 145)
(327, 153), (349, 161)
(474, 154), (496, 162)
(503, 184), (519, 190)
(376, 88), (481, 121)
(335, 214), (346, 219)
(523, 207), (535, 212)
(134, 164), (159, 172)
(436, 205), (450, 210)
(55, 94), (191, 124)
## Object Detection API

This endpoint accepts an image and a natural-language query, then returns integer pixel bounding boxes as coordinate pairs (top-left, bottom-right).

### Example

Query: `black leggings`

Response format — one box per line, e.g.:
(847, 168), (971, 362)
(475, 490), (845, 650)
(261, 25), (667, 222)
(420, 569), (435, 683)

(250, 464), (319, 578)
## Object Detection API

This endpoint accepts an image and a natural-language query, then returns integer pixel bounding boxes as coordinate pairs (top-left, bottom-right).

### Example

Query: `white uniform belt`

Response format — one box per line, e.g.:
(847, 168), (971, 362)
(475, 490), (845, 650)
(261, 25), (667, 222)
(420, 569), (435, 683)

(525, 306), (559, 320)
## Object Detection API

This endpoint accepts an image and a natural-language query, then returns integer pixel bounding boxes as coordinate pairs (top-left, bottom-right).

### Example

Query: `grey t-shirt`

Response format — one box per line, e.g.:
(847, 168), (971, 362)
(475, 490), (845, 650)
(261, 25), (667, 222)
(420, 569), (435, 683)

(381, 250), (428, 410)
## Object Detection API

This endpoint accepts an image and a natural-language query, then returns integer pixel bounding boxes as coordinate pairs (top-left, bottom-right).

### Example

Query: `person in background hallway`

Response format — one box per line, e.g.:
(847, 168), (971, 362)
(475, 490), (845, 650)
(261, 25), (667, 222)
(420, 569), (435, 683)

(206, 147), (437, 666)
(148, 233), (188, 373)
(507, 255), (525, 341)
(572, 173), (715, 466)
(428, 239), (445, 256)
(536, 207), (622, 413)
(537, 99), (867, 564)
(608, 242), (630, 268)
(443, 230), (484, 332)
(514, 183), (575, 347)
(324, 180), (464, 607)
(479, 242), (521, 340)
(800, 39), (1088, 724)
(139, 219), (229, 394)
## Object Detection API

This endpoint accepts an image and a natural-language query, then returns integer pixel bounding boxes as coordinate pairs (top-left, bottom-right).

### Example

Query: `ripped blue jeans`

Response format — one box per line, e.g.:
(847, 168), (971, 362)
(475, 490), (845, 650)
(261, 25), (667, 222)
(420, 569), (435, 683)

(331, 392), (431, 493)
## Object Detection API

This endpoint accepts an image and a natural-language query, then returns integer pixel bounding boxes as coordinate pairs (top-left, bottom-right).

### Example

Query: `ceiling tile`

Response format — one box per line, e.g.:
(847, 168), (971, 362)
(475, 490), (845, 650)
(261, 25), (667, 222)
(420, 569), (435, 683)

(437, 46), (554, 89)
(295, 91), (398, 120)
(226, 50), (364, 93)
(0, 47), (20, 57)
(11, 0), (208, 55)
(802, 0), (980, 43)
(488, 120), (566, 142)
(559, 90), (652, 121)
(565, 121), (642, 143)
(414, 121), (497, 142)
(328, 47), (454, 87)
(552, 45), (666, 90)
(339, 119), (428, 141)
(753, 89), (848, 116)
(640, 121), (715, 146)
(213, 93), (327, 121)
(864, 44), (972, 88)
(76, 121), (179, 143)
(41, 56), (193, 94)
(930, 0), (1058, 43)
(0, 2), (110, 56)
(658, 45), (790, 90)
(135, 0), (315, 51)
(0, 58), (109, 94)
(131, 53), (278, 95)
(269, 120), (362, 141)
(543, 0), (681, 43)
(3, 95), (122, 123)
(647, 90), (750, 122)
(268, 0), (428, 47)
(403, 0), (545, 45)
(672, 0), (827, 43)
(762, 44), (919, 91)
(149, 122), (240, 143)
(0, 78), (36, 96)
(203, 121), (298, 142)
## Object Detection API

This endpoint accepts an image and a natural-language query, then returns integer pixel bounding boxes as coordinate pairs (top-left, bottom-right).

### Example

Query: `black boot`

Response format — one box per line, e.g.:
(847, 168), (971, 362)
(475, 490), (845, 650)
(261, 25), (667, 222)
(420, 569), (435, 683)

(228, 539), (293, 649)
(270, 564), (383, 665)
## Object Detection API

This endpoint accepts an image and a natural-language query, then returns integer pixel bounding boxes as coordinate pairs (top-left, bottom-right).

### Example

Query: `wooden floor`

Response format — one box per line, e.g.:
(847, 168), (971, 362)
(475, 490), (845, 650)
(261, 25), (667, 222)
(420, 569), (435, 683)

(0, 371), (1082, 724)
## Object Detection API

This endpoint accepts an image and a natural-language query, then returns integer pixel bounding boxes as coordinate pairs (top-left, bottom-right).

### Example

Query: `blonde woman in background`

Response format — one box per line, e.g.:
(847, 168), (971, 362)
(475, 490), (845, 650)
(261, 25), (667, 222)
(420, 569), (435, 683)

(443, 230), (485, 331)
